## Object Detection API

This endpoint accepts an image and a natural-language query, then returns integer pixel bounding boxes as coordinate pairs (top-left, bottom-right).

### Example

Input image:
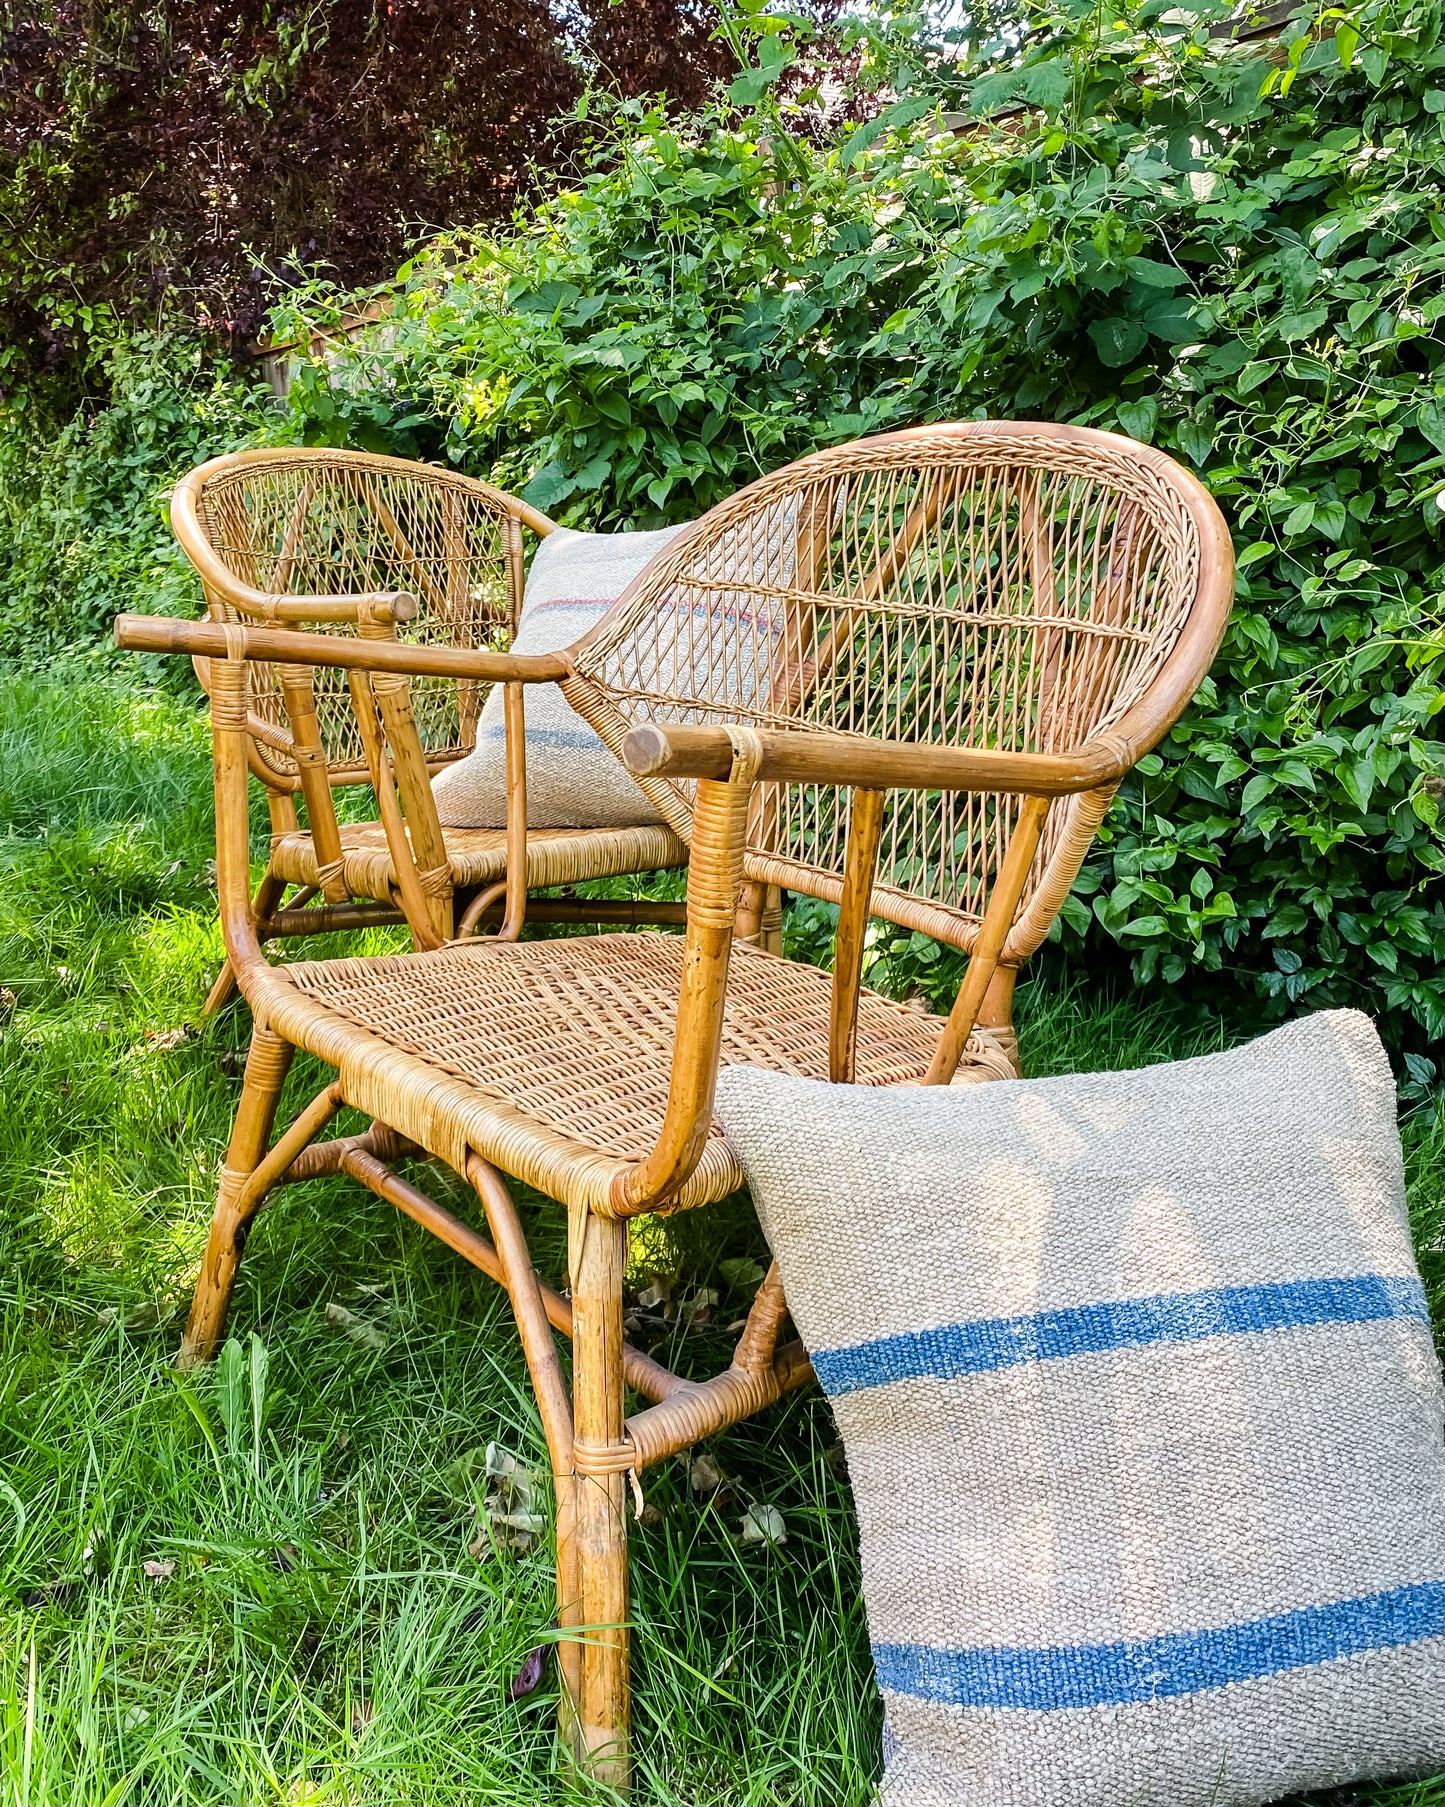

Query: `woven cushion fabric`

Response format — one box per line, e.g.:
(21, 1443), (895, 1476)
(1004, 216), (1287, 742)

(431, 524), (689, 828)
(714, 1010), (1445, 1807)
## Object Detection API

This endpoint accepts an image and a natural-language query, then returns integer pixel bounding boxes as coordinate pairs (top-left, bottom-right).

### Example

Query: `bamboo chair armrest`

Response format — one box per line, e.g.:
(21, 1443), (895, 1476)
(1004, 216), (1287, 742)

(210, 582), (420, 626)
(113, 614), (569, 683)
(620, 722), (1132, 796)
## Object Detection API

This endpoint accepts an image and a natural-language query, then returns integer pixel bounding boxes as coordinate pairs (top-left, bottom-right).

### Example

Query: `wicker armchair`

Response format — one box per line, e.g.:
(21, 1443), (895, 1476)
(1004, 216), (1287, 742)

(173, 447), (687, 1011)
(117, 422), (1233, 1790)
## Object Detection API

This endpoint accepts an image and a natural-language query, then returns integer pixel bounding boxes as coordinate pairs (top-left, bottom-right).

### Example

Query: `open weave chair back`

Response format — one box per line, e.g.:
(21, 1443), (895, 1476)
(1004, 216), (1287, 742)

(565, 421), (1230, 960)
(173, 447), (553, 786)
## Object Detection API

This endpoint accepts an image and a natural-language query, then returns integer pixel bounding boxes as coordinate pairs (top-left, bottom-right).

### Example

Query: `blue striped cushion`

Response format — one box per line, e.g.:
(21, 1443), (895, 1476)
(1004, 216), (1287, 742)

(715, 1009), (1445, 1806)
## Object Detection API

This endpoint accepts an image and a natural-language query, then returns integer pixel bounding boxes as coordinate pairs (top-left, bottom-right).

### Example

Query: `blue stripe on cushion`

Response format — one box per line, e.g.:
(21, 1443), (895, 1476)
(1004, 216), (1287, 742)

(874, 1581), (1445, 1709)
(813, 1275), (1429, 1398)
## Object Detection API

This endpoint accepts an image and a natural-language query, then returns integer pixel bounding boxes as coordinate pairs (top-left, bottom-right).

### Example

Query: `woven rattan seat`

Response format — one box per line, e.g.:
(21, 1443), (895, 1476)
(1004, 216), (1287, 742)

(284, 932), (1013, 1196)
(270, 820), (685, 899)
(118, 421), (1236, 1791)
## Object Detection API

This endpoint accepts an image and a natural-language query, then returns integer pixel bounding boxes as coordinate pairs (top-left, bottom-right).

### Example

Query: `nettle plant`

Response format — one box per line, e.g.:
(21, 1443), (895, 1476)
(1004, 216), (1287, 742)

(279, 0), (1443, 1057)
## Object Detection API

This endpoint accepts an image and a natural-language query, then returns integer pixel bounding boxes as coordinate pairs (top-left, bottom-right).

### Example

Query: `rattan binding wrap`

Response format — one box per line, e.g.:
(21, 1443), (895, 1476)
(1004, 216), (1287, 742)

(565, 422), (1202, 960)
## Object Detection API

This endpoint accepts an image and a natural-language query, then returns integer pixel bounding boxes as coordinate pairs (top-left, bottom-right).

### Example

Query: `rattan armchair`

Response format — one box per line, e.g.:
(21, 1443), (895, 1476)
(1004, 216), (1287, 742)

(173, 447), (687, 1011)
(117, 421), (1233, 1791)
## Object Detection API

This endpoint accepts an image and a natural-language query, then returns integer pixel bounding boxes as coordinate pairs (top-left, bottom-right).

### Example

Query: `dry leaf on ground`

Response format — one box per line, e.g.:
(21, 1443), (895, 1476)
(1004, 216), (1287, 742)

(676, 1287), (718, 1328)
(689, 1451), (726, 1494)
(322, 1301), (387, 1349)
(740, 1503), (786, 1547)
(469, 1442), (545, 1555)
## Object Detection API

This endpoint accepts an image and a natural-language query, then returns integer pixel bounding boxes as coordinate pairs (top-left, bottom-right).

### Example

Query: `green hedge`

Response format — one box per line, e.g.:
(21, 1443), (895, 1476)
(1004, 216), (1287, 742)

(0, 335), (273, 659)
(279, 0), (1444, 1058)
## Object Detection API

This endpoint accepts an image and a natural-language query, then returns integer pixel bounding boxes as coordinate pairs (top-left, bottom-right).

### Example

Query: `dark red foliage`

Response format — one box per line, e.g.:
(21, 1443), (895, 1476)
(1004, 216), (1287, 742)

(574, 0), (735, 108)
(0, 0), (735, 378)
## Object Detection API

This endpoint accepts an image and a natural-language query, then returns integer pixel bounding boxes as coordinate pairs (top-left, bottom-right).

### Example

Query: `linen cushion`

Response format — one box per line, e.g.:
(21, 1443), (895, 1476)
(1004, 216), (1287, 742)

(714, 1009), (1445, 1807)
(431, 523), (688, 828)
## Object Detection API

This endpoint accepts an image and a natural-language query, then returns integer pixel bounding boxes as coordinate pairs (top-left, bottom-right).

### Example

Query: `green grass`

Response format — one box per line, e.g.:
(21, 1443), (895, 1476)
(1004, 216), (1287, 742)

(0, 670), (1441, 1806)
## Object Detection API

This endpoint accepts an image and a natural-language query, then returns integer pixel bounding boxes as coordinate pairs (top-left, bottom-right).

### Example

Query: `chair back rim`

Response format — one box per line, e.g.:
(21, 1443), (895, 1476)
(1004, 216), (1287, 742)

(564, 418), (1235, 958)
(171, 445), (558, 608)
(571, 419), (1232, 681)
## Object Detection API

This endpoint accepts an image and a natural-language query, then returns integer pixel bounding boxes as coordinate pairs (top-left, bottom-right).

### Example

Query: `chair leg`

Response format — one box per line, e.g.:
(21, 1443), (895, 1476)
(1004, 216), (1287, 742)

(202, 960), (240, 1017)
(569, 1212), (630, 1790)
(976, 962), (1021, 1072)
(177, 1027), (294, 1367)
(734, 878), (766, 945)
(202, 873), (285, 1016)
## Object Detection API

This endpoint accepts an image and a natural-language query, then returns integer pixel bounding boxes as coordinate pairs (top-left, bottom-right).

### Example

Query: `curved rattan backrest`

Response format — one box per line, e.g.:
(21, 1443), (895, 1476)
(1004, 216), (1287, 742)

(565, 422), (1232, 959)
(174, 447), (555, 786)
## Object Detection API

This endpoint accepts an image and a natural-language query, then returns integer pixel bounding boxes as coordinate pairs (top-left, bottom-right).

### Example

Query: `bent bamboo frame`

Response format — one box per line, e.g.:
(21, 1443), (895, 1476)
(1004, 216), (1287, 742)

(124, 421), (1234, 1795)
(165, 450), (685, 972)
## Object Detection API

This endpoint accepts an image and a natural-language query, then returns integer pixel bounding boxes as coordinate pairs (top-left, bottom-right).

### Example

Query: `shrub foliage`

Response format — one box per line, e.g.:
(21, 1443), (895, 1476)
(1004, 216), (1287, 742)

(278, 0), (1444, 1053)
(0, 0), (735, 388)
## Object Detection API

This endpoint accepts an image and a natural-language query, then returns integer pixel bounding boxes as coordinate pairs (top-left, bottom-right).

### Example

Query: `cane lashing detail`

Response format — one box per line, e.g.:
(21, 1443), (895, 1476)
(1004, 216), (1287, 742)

(569, 426), (1204, 958)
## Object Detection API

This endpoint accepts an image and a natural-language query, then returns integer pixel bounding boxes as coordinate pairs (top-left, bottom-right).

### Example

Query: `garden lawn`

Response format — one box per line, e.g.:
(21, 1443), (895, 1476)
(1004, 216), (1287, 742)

(0, 670), (1440, 1807)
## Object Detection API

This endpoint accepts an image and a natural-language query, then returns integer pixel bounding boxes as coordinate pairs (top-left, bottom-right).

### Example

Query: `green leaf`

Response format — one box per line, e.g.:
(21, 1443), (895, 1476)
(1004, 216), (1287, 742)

(248, 1334), (269, 1472)
(1088, 318), (1148, 368)
(1236, 541), (1275, 569)
(1339, 757), (1375, 811)
(1018, 60), (1070, 108)
(1334, 20), (1359, 67)
(572, 453), (611, 492)
(1120, 915), (1169, 938)
(1176, 418), (1214, 466)
(1360, 43), (1388, 82)
(521, 461), (578, 509)
(1418, 396), (1445, 455)
(1276, 308), (1330, 343)
(1241, 773), (1275, 810)
(968, 69), (1021, 114)
(1126, 257), (1186, 289)
(1142, 298), (1199, 343)
(1313, 499), (1347, 538)
(1116, 398), (1158, 443)
(1237, 361), (1277, 394)
(1283, 499), (1316, 536)
(1203, 341), (1252, 377)
(728, 40), (796, 105)
(215, 1338), (246, 1454)
(513, 280), (581, 315)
